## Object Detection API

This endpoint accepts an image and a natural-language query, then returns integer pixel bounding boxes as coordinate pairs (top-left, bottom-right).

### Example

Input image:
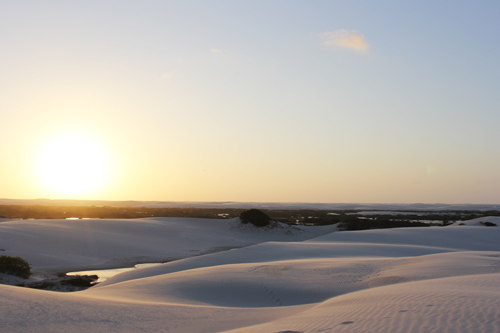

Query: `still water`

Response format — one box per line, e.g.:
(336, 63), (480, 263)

(67, 263), (162, 283)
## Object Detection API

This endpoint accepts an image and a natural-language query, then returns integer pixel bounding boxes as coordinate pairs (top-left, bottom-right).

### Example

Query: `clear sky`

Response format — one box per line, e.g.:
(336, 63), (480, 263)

(1, 1), (499, 204)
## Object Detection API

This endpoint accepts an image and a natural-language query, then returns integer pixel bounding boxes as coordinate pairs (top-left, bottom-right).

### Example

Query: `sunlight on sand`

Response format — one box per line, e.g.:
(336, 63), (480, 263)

(0, 217), (499, 332)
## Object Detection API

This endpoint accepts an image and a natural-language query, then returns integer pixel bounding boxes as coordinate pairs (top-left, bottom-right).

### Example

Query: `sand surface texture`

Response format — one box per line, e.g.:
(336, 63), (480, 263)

(1, 217), (499, 332)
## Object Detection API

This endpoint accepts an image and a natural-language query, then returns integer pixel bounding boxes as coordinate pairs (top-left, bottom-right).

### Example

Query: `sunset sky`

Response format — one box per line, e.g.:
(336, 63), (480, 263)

(1, 1), (499, 203)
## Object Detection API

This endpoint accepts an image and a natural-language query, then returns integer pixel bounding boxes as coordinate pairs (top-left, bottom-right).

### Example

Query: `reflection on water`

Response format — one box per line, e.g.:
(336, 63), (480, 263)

(67, 263), (162, 283)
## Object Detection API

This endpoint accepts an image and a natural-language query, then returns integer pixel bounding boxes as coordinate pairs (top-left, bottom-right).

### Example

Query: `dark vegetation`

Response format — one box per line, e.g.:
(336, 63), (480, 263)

(0, 254), (98, 290)
(61, 275), (99, 287)
(480, 221), (497, 226)
(0, 205), (248, 219)
(0, 204), (497, 231)
(0, 255), (32, 278)
(337, 216), (430, 231)
(239, 209), (272, 227)
(17, 274), (99, 291)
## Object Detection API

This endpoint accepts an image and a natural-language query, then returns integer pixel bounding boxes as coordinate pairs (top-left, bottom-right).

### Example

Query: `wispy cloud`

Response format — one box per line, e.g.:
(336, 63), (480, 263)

(210, 48), (224, 54)
(321, 29), (369, 52)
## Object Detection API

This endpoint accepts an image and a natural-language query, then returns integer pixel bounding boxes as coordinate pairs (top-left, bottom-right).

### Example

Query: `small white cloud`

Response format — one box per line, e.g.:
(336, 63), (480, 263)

(321, 29), (369, 52)
(210, 48), (224, 54)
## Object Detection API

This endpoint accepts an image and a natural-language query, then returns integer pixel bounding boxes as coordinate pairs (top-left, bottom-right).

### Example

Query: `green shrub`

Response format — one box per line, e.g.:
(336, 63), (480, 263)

(480, 221), (497, 227)
(240, 209), (272, 227)
(0, 255), (32, 278)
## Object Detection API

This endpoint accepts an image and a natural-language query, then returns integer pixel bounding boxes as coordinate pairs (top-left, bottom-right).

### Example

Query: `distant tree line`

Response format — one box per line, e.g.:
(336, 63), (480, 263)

(0, 205), (246, 220)
(0, 205), (496, 231)
(337, 216), (431, 231)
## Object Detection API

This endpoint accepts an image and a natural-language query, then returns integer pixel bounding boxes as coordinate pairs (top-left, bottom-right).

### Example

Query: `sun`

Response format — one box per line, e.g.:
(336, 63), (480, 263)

(36, 131), (111, 198)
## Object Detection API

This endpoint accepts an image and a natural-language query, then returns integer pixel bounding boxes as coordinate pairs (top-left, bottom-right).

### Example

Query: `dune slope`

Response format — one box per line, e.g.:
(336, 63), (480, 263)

(0, 217), (332, 272)
(1, 218), (499, 332)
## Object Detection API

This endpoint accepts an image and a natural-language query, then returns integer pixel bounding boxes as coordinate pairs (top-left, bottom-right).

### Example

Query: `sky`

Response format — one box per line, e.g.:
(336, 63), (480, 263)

(1, 1), (499, 204)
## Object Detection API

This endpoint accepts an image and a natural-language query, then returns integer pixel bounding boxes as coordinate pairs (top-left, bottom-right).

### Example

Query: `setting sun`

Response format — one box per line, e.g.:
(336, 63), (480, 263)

(36, 131), (111, 198)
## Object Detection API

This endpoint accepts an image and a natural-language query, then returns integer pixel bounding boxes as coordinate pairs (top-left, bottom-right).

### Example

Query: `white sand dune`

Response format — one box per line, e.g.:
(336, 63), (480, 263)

(0, 217), (332, 272)
(0, 283), (312, 333)
(225, 273), (500, 333)
(97, 225), (500, 287)
(450, 215), (500, 226)
(1, 217), (499, 332)
(87, 251), (500, 307)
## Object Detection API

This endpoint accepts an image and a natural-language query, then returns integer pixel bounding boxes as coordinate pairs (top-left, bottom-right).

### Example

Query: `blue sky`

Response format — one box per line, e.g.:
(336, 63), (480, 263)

(1, 1), (499, 203)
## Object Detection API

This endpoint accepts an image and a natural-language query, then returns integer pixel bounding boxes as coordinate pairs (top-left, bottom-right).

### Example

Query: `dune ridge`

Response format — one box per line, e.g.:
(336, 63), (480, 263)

(0, 217), (499, 332)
